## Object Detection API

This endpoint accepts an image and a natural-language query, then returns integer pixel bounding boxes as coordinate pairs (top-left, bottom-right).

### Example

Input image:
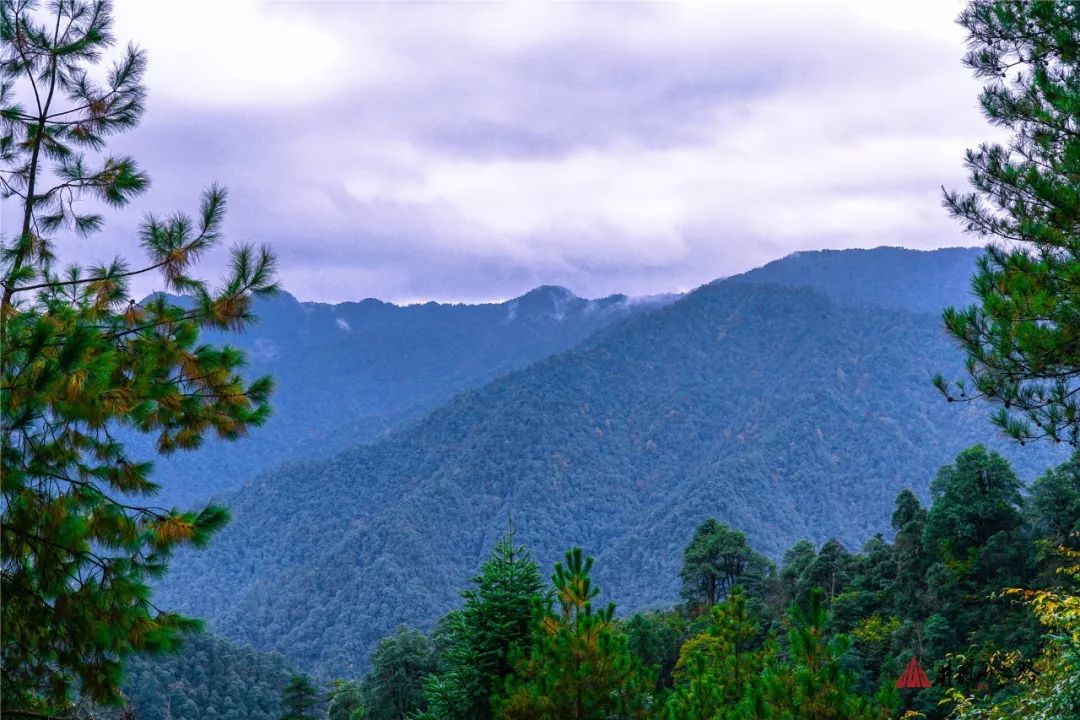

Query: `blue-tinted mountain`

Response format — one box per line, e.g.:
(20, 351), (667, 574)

(156, 247), (1063, 678)
(148, 286), (669, 505)
(731, 246), (983, 312)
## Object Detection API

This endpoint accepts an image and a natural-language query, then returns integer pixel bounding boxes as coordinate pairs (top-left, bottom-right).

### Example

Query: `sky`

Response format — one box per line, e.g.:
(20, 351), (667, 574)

(3, 0), (990, 304)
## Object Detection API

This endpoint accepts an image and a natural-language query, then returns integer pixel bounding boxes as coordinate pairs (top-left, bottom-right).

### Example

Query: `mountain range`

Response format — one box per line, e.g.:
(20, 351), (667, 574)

(154, 245), (1065, 678)
(146, 286), (670, 506)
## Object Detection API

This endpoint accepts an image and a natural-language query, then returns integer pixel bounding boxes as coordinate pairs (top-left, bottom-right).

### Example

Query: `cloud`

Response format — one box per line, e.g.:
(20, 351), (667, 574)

(2, 0), (988, 303)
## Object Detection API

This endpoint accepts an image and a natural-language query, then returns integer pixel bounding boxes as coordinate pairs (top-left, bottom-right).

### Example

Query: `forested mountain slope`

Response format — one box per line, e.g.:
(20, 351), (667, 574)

(147, 286), (665, 505)
(117, 634), (293, 720)
(158, 250), (1064, 677)
(149, 247), (977, 506)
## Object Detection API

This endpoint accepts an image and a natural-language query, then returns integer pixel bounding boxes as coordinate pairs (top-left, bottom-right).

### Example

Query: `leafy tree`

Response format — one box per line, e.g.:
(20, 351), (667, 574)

(625, 610), (686, 691)
(681, 519), (772, 613)
(326, 680), (366, 720)
(360, 626), (438, 720)
(945, 545), (1080, 719)
(0, 0), (276, 713)
(936, 0), (1080, 446)
(420, 526), (544, 720)
(496, 547), (654, 720)
(924, 446), (1025, 568)
(280, 674), (319, 720)
(1029, 453), (1080, 550)
(920, 448), (1036, 697)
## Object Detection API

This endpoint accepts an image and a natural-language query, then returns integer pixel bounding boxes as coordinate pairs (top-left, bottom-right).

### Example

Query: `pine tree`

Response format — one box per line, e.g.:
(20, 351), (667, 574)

(280, 674), (319, 720)
(751, 589), (893, 720)
(664, 588), (768, 720)
(935, 0), (1080, 446)
(421, 525), (544, 720)
(496, 547), (655, 720)
(0, 0), (277, 713)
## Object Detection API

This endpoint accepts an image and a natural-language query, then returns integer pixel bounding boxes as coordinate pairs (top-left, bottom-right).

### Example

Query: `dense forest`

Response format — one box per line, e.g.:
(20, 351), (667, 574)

(135, 286), (668, 506)
(119, 635), (293, 720)
(126, 447), (1077, 719)
(3, 0), (1079, 719)
(157, 276), (1062, 677)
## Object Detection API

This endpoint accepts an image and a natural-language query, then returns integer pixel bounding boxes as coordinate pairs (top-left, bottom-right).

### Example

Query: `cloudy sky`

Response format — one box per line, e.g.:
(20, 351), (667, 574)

(5, 0), (991, 303)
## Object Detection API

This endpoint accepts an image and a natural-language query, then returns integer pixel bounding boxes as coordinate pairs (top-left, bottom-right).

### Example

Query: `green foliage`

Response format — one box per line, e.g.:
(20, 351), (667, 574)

(937, 0), (1080, 446)
(921, 447), (1037, 675)
(1029, 454), (1080, 550)
(752, 589), (894, 720)
(664, 588), (768, 720)
(946, 546), (1080, 720)
(326, 680), (366, 720)
(680, 519), (774, 612)
(280, 674), (319, 720)
(159, 258), (1063, 677)
(420, 525), (544, 720)
(0, 0), (276, 713)
(359, 626), (438, 720)
(118, 633), (293, 720)
(496, 547), (655, 720)
(625, 610), (687, 691)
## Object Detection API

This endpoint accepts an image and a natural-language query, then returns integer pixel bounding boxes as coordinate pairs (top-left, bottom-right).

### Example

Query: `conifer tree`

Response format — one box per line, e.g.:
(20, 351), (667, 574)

(935, 0), (1080, 446)
(664, 588), (768, 720)
(421, 525), (544, 720)
(0, 0), (277, 713)
(752, 589), (893, 720)
(280, 674), (319, 720)
(496, 547), (654, 720)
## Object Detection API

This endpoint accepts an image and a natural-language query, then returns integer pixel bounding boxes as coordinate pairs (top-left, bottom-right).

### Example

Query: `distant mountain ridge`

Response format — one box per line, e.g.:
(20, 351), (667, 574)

(156, 246), (1064, 678)
(147, 285), (671, 505)
(730, 246), (983, 312)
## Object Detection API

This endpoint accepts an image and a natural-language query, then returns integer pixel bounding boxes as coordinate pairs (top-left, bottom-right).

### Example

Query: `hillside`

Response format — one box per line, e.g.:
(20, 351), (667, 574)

(156, 248), (1065, 677)
(147, 247), (979, 507)
(144, 286), (666, 505)
(117, 634), (293, 720)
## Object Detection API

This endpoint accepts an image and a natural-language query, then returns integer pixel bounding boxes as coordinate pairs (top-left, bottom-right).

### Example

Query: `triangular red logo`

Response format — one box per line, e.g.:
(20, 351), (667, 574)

(896, 656), (931, 689)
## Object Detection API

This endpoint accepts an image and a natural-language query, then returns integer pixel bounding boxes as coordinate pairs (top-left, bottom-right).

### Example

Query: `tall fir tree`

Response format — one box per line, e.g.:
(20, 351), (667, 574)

(935, 0), (1080, 446)
(0, 0), (277, 713)
(421, 525), (544, 720)
(496, 547), (654, 720)
(280, 674), (319, 720)
(360, 626), (438, 720)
